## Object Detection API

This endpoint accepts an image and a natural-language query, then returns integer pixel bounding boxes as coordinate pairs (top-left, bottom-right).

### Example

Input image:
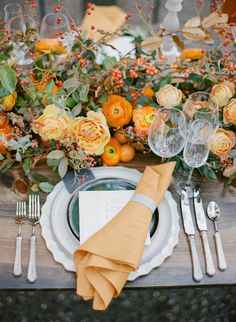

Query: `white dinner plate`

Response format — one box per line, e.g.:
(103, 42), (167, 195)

(40, 166), (180, 281)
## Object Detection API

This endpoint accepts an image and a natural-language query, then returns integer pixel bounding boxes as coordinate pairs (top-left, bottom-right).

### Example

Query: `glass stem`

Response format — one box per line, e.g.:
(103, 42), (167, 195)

(186, 167), (194, 186)
(161, 157), (166, 163)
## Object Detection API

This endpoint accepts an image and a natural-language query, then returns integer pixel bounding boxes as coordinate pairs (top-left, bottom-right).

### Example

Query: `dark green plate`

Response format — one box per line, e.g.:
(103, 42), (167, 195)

(67, 178), (159, 241)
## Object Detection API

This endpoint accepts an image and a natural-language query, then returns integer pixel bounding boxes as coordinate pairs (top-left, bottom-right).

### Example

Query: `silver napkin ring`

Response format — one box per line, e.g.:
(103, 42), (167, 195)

(131, 193), (156, 213)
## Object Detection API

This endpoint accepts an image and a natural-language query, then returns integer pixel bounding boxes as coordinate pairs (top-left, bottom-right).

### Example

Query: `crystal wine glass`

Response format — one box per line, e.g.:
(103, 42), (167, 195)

(148, 107), (186, 162)
(4, 3), (24, 31)
(39, 13), (69, 39)
(183, 92), (219, 132)
(183, 119), (214, 187)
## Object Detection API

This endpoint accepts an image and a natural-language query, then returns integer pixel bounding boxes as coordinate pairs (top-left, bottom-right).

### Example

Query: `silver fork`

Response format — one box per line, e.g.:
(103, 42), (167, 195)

(27, 194), (41, 283)
(14, 201), (26, 277)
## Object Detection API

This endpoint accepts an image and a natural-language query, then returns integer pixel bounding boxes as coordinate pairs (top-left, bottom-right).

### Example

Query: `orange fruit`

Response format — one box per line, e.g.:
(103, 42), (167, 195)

(102, 94), (133, 128)
(0, 125), (14, 154)
(114, 130), (129, 144)
(101, 138), (121, 166)
(120, 144), (135, 163)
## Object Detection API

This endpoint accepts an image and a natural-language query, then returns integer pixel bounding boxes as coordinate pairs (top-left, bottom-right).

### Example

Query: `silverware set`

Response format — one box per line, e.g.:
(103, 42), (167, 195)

(14, 194), (41, 283)
(181, 187), (227, 282)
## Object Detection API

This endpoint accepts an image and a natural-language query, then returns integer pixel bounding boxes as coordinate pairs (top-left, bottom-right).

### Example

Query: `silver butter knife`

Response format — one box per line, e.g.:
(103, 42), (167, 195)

(181, 187), (203, 282)
(193, 188), (216, 277)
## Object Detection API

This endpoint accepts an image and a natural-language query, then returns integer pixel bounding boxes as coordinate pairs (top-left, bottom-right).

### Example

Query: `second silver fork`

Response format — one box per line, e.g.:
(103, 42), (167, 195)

(27, 194), (41, 283)
(14, 201), (26, 277)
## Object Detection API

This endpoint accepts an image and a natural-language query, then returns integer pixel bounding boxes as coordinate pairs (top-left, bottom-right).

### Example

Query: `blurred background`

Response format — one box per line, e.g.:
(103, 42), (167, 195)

(0, 0), (236, 321)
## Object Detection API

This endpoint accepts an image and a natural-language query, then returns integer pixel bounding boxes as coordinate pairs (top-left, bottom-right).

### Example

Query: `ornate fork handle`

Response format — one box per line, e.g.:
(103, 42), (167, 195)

(13, 235), (22, 277)
(27, 233), (37, 283)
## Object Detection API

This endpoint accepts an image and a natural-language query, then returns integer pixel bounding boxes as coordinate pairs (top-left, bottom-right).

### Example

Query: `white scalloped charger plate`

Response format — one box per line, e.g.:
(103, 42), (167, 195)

(40, 166), (180, 281)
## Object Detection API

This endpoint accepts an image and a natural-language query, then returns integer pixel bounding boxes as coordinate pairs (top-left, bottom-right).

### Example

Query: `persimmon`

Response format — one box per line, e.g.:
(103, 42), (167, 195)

(101, 137), (121, 166)
(120, 144), (135, 163)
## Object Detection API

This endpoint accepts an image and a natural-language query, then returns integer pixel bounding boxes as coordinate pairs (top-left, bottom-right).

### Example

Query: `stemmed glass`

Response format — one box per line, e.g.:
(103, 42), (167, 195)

(183, 119), (214, 187)
(148, 107), (186, 162)
(183, 92), (219, 132)
(39, 13), (69, 39)
(4, 3), (24, 32)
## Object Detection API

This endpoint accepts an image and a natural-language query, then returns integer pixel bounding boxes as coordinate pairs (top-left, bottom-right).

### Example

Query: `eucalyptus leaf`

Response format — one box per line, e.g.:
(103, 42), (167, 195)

(79, 84), (89, 102)
(229, 149), (236, 158)
(71, 103), (82, 116)
(31, 184), (39, 192)
(23, 158), (32, 174)
(32, 173), (49, 182)
(47, 150), (65, 160)
(98, 91), (108, 104)
(0, 87), (9, 98)
(155, 76), (171, 91)
(0, 65), (17, 93)
(39, 182), (55, 193)
(198, 165), (217, 180)
(58, 157), (69, 178)
(45, 80), (55, 95)
(63, 78), (79, 91)
(103, 56), (117, 69)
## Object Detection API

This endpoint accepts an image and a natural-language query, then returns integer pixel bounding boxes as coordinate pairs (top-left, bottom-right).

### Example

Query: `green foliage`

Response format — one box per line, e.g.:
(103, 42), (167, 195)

(198, 165), (217, 180)
(0, 65), (17, 93)
(39, 182), (55, 193)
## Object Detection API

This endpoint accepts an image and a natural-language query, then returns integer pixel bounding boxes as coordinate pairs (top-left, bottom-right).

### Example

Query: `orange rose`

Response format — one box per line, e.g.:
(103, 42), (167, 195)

(102, 95), (133, 128)
(35, 39), (66, 54)
(0, 125), (14, 154)
(211, 81), (234, 108)
(133, 106), (156, 135)
(180, 48), (205, 60)
(223, 98), (236, 125)
(73, 111), (110, 155)
(210, 128), (235, 160)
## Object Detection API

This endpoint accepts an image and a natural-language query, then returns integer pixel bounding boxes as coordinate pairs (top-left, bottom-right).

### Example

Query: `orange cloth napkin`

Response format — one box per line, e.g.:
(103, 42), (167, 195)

(81, 5), (126, 40)
(74, 162), (176, 310)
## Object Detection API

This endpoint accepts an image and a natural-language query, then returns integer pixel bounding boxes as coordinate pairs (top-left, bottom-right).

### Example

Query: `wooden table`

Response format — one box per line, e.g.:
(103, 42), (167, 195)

(0, 154), (235, 289)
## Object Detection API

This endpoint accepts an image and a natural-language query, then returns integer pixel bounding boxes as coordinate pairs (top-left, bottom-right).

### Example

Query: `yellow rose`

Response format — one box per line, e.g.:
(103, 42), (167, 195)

(156, 84), (182, 107)
(73, 111), (110, 155)
(33, 104), (73, 142)
(211, 82), (234, 108)
(210, 128), (235, 161)
(223, 98), (236, 125)
(2, 92), (17, 111)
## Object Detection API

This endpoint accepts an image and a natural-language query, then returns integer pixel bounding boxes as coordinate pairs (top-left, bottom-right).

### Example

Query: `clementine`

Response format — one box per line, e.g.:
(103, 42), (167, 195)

(101, 137), (121, 166)
(114, 130), (130, 144)
(120, 144), (135, 163)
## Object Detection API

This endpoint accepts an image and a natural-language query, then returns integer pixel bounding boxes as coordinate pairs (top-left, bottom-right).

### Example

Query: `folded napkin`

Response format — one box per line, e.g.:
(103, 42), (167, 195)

(74, 162), (176, 310)
(81, 5), (126, 40)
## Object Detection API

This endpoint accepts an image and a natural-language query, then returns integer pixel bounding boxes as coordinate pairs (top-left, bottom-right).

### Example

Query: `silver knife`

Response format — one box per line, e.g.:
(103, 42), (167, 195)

(181, 187), (203, 282)
(193, 188), (216, 277)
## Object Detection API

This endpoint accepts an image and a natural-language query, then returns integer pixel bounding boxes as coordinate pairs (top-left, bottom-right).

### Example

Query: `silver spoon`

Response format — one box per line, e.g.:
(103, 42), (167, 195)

(207, 202), (227, 271)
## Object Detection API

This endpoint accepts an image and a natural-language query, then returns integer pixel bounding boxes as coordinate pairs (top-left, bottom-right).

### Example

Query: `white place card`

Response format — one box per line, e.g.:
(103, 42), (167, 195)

(79, 190), (151, 245)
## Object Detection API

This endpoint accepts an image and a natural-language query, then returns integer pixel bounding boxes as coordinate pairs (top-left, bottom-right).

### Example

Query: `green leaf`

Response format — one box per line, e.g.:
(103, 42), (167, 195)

(32, 173), (49, 182)
(0, 87), (9, 98)
(98, 91), (108, 104)
(39, 182), (55, 193)
(0, 65), (17, 93)
(23, 158), (32, 174)
(198, 165), (217, 180)
(103, 56), (117, 69)
(31, 183), (39, 192)
(47, 150), (65, 159)
(58, 157), (69, 178)
(66, 97), (76, 108)
(79, 84), (89, 102)
(0, 160), (14, 173)
(44, 80), (55, 95)
(155, 76), (171, 91)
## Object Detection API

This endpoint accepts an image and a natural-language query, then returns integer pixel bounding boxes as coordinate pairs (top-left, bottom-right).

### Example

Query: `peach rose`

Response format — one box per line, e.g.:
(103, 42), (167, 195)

(32, 105), (73, 142)
(156, 84), (182, 107)
(132, 106), (156, 135)
(73, 111), (110, 155)
(184, 101), (208, 119)
(223, 98), (236, 125)
(210, 128), (235, 160)
(2, 92), (17, 111)
(211, 82), (234, 108)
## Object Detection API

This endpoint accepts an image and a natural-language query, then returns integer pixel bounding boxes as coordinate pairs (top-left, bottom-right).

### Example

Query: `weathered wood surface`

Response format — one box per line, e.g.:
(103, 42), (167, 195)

(0, 153), (235, 290)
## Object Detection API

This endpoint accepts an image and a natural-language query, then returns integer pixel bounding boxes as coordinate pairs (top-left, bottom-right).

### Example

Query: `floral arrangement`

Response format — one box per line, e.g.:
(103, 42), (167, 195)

(0, 0), (235, 192)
